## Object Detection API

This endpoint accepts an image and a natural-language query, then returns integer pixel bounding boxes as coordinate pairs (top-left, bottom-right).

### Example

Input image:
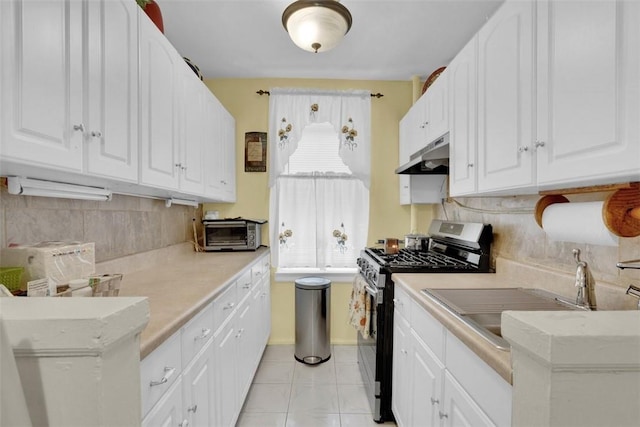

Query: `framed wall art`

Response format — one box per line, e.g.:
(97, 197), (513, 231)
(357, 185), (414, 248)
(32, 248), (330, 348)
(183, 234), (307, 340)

(244, 131), (267, 172)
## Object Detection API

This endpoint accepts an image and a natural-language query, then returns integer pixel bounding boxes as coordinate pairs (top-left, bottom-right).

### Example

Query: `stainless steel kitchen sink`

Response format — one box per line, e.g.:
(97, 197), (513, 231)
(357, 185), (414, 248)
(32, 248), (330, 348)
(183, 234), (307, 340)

(420, 287), (587, 350)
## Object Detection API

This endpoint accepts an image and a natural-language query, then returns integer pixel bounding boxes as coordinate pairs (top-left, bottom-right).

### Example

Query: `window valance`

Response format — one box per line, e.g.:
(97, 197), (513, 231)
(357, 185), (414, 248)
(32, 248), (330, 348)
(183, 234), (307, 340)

(268, 87), (372, 188)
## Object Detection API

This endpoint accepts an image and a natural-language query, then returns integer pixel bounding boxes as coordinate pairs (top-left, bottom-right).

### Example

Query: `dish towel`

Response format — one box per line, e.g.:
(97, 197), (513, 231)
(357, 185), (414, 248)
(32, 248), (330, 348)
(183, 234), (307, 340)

(349, 274), (371, 339)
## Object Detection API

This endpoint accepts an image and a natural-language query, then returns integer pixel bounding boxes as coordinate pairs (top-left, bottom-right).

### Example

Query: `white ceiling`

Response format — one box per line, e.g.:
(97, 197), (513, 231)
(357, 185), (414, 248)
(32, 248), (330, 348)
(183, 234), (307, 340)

(158, 0), (505, 81)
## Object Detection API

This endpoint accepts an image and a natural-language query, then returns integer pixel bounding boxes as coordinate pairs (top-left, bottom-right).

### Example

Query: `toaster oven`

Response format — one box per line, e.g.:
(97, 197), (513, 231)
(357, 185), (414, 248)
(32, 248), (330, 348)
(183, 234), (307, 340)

(202, 218), (266, 251)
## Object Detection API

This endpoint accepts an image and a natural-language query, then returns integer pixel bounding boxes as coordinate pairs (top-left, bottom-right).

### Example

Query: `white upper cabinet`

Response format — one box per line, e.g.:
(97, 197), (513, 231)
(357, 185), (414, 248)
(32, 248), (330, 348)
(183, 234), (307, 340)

(177, 68), (207, 195)
(477, 0), (535, 193)
(139, 14), (181, 190)
(1, 0), (138, 181)
(85, 0), (139, 182)
(1, 0), (84, 171)
(449, 35), (479, 197)
(424, 71), (450, 144)
(204, 94), (236, 202)
(535, 0), (640, 188)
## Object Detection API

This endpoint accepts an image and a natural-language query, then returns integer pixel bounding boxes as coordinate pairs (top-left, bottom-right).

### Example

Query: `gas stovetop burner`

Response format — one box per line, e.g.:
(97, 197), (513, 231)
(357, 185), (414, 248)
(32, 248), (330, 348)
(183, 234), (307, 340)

(366, 248), (474, 270)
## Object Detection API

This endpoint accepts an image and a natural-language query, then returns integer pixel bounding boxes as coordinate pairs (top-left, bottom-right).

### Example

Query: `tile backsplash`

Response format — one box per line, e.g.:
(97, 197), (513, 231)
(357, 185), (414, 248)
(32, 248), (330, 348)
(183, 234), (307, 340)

(436, 194), (640, 289)
(0, 186), (201, 262)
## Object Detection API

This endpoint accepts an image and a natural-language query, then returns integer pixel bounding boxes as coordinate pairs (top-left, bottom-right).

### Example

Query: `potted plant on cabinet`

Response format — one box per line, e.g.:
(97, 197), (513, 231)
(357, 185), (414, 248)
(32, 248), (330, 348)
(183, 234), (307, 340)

(136, 0), (164, 33)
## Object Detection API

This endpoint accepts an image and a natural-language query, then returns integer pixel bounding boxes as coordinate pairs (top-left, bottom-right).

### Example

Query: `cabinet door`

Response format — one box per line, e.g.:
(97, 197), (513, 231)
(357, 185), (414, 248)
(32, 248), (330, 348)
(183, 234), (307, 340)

(220, 107), (237, 201)
(85, 0), (138, 182)
(398, 112), (412, 205)
(441, 371), (494, 427)
(182, 343), (214, 427)
(411, 332), (444, 427)
(0, 0), (83, 171)
(425, 71), (449, 143)
(142, 377), (186, 427)
(139, 14), (180, 190)
(391, 311), (411, 427)
(204, 95), (236, 201)
(536, 0), (640, 187)
(235, 297), (254, 406)
(477, 0), (535, 193)
(259, 264), (272, 347)
(449, 36), (478, 196)
(212, 320), (237, 427)
(178, 70), (206, 194)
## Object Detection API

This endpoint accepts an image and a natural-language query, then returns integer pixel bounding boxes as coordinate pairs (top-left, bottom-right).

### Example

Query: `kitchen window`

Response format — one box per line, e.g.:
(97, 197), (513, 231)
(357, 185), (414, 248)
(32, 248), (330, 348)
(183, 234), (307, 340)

(267, 88), (371, 280)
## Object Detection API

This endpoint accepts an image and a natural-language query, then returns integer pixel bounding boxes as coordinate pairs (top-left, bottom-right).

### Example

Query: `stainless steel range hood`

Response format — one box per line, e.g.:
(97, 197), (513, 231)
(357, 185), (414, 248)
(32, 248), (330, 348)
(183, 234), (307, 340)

(395, 133), (449, 175)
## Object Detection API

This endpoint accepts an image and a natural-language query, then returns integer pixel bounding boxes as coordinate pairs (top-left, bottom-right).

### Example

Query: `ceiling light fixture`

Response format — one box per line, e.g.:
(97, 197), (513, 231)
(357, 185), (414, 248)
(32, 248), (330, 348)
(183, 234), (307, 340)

(282, 0), (353, 53)
(7, 177), (112, 201)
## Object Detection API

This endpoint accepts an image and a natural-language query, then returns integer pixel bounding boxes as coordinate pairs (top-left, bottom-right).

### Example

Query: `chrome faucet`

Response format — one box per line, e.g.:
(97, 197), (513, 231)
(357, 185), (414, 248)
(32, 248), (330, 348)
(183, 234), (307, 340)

(616, 259), (640, 310)
(573, 249), (597, 310)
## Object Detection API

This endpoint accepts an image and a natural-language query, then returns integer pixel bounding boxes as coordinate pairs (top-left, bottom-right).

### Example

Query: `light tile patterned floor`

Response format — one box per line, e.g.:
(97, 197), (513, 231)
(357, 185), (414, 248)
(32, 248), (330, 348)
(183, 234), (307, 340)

(236, 345), (397, 427)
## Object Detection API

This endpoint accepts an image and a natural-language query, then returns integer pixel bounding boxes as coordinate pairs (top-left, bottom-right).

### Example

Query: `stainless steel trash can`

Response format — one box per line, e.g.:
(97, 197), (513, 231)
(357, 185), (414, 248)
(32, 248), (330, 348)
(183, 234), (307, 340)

(294, 277), (331, 364)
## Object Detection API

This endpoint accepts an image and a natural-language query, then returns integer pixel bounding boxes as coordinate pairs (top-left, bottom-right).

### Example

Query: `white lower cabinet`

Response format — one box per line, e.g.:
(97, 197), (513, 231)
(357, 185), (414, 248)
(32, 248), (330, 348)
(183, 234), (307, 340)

(212, 318), (238, 427)
(392, 309), (411, 427)
(441, 371), (493, 427)
(142, 376), (186, 427)
(182, 341), (215, 427)
(142, 253), (271, 426)
(391, 286), (511, 426)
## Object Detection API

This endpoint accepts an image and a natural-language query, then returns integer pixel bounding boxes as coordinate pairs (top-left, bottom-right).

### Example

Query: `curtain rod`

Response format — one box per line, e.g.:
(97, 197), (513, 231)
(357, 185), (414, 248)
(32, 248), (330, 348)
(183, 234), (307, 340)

(256, 90), (383, 98)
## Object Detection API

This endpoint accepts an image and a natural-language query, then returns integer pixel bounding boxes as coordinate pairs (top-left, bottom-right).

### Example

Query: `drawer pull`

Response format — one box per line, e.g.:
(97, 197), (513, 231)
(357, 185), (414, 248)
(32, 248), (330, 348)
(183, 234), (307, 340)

(242, 283), (251, 289)
(194, 328), (211, 341)
(392, 298), (403, 306)
(149, 366), (176, 387)
(187, 404), (198, 413)
(431, 397), (439, 405)
(223, 302), (235, 310)
(439, 411), (448, 419)
(179, 419), (189, 427)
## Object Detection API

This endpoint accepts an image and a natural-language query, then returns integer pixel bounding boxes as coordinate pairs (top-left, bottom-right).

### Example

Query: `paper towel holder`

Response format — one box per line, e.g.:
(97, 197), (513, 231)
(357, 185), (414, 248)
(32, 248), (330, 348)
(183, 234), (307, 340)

(535, 182), (640, 238)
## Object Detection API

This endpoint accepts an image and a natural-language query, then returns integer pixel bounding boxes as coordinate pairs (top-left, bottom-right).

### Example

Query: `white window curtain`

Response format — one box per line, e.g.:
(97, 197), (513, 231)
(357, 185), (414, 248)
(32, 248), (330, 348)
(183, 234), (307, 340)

(268, 87), (371, 189)
(271, 175), (369, 269)
(268, 88), (371, 270)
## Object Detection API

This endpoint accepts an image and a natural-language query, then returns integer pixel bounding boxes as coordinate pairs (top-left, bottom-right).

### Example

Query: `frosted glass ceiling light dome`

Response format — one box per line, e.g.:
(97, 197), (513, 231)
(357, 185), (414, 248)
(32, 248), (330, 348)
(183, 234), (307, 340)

(282, 0), (352, 53)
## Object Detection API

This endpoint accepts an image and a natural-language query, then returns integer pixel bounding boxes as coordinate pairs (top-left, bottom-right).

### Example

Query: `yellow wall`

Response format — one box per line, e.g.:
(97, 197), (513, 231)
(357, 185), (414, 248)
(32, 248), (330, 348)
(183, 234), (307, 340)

(203, 78), (427, 344)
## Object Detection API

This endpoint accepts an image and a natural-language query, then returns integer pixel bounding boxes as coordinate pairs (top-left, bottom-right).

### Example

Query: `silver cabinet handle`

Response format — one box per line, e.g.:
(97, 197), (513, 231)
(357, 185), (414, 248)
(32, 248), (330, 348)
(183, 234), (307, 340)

(175, 163), (182, 169)
(179, 419), (189, 427)
(431, 397), (439, 405)
(149, 366), (176, 387)
(242, 283), (251, 289)
(467, 163), (474, 168)
(194, 328), (211, 341)
(223, 302), (235, 310)
(439, 411), (449, 419)
(187, 404), (198, 413)
(535, 141), (546, 148)
(392, 298), (402, 306)
(518, 146), (529, 153)
(73, 124), (85, 132)
(90, 131), (102, 138)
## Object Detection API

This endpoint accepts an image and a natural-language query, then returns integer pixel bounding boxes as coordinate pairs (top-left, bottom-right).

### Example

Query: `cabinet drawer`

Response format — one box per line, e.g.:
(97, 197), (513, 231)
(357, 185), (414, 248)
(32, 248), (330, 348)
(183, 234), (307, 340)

(393, 285), (412, 320)
(411, 298), (445, 361)
(236, 269), (254, 301)
(140, 331), (182, 417)
(213, 283), (237, 330)
(181, 302), (214, 368)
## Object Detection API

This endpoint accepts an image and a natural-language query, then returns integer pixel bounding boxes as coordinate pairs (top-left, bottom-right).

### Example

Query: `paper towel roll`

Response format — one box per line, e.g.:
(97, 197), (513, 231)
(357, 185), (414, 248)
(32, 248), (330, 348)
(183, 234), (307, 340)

(541, 201), (619, 247)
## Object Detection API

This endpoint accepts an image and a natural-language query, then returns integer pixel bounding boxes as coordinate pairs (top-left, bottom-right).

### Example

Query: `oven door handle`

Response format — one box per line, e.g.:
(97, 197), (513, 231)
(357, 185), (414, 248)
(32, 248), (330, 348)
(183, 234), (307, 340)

(364, 283), (383, 305)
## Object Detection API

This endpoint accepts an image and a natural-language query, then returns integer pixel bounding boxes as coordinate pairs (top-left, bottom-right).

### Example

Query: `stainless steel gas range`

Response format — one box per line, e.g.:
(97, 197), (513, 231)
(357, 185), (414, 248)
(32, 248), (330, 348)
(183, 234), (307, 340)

(356, 219), (494, 423)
